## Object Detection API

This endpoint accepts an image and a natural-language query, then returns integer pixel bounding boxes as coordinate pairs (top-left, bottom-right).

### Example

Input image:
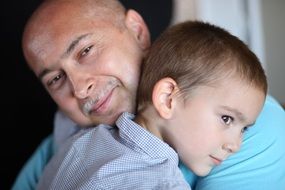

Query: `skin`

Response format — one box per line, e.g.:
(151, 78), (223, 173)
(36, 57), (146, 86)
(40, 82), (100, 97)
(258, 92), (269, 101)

(22, 0), (150, 126)
(22, 0), (265, 178)
(136, 77), (265, 176)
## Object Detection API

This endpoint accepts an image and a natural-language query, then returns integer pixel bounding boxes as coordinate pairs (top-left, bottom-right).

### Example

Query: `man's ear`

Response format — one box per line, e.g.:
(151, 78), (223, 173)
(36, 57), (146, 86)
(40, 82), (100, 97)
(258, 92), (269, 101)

(152, 77), (179, 119)
(125, 9), (151, 51)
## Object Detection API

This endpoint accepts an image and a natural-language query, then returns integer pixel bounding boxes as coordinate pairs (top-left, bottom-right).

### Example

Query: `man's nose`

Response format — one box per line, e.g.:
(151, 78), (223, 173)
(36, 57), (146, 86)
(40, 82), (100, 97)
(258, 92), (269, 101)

(66, 66), (95, 99)
(73, 80), (94, 99)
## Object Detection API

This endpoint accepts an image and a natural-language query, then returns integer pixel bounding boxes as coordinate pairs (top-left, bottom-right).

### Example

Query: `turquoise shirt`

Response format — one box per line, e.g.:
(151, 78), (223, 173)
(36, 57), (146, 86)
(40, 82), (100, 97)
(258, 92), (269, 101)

(12, 95), (285, 190)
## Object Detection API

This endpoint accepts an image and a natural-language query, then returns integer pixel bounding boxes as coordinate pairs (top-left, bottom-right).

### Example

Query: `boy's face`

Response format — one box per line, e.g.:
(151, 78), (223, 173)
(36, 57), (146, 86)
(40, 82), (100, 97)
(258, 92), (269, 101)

(165, 77), (265, 176)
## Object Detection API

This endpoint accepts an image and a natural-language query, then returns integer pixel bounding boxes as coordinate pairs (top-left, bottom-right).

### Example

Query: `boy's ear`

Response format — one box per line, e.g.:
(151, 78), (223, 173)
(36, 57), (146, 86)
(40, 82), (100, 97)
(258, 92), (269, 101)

(125, 9), (151, 51)
(152, 77), (178, 119)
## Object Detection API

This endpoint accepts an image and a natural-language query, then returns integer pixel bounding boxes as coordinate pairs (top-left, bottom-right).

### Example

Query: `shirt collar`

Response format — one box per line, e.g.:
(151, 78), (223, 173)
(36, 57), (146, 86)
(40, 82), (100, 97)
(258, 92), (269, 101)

(116, 112), (179, 164)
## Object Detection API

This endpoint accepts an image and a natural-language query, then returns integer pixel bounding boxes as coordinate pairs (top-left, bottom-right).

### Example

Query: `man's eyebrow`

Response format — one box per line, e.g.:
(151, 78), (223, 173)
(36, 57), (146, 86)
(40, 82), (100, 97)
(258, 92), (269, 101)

(38, 68), (51, 81)
(38, 33), (92, 80)
(221, 106), (247, 123)
(63, 33), (92, 58)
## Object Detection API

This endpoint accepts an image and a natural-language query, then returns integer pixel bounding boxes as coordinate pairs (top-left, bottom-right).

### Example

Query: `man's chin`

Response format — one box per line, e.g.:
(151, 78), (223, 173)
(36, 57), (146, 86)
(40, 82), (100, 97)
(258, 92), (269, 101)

(88, 114), (119, 127)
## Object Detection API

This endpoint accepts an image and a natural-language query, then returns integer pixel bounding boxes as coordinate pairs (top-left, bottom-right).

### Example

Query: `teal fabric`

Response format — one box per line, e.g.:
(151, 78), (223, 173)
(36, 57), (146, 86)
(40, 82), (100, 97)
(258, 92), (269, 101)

(12, 135), (54, 190)
(12, 95), (285, 190)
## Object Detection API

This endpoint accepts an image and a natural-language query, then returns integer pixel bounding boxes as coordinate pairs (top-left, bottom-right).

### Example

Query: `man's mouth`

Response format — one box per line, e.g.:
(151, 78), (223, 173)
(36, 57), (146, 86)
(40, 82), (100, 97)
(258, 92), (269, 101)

(91, 88), (114, 114)
(83, 87), (116, 116)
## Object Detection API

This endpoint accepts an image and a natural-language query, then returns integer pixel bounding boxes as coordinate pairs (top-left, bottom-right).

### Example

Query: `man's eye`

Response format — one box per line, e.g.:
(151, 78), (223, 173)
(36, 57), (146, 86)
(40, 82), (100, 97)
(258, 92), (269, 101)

(221, 115), (234, 125)
(47, 73), (65, 87)
(81, 45), (93, 57)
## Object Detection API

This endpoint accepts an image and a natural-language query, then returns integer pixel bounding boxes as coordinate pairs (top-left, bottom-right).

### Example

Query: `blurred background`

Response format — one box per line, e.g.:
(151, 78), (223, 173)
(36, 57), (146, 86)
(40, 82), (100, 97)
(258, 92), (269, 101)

(171, 0), (285, 106)
(1, 0), (284, 189)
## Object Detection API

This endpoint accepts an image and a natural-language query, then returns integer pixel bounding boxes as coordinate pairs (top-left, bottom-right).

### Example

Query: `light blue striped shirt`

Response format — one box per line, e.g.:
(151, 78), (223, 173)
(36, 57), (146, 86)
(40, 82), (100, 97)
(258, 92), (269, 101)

(37, 112), (191, 190)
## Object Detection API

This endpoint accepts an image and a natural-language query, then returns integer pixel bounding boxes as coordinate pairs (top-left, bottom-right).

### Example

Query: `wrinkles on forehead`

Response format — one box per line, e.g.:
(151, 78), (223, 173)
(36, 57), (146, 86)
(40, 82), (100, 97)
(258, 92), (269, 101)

(22, 0), (126, 70)
(24, 0), (125, 35)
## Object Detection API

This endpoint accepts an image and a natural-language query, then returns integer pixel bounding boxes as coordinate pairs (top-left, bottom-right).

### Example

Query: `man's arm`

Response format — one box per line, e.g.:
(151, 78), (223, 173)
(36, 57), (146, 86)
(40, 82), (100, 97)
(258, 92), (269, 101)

(180, 95), (285, 190)
(11, 135), (54, 190)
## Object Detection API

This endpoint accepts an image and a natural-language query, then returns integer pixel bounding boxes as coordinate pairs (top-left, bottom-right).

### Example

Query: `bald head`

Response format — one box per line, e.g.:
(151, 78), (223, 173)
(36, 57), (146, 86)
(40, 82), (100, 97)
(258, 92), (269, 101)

(22, 0), (126, 68)
(24, 0), (126, 29)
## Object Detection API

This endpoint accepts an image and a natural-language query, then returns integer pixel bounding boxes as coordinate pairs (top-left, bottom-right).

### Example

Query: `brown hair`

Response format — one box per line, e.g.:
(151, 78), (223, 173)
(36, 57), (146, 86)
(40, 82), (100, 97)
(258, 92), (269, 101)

(137, 21), (267, 105)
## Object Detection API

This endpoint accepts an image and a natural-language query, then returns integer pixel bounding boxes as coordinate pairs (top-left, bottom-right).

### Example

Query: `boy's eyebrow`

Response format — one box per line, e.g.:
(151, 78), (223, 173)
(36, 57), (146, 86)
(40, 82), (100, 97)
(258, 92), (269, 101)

(38, 33), (92, 80)
(221, 106), (247, 123)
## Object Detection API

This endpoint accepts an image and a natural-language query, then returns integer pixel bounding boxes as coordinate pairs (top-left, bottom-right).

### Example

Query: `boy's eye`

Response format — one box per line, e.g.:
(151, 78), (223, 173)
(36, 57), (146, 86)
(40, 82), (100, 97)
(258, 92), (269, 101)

(241, 126), (249, 134)
(221, 115), (234, 125)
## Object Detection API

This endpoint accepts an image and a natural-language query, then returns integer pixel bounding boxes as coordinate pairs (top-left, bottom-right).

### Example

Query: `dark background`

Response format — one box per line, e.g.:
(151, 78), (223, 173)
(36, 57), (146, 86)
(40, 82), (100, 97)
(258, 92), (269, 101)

(1, 0), (173, 189)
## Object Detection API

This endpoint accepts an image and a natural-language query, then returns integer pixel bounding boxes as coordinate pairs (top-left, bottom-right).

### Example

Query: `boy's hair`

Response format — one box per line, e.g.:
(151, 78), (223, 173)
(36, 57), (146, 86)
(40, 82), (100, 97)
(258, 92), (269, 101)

(137, 20), (267, 106)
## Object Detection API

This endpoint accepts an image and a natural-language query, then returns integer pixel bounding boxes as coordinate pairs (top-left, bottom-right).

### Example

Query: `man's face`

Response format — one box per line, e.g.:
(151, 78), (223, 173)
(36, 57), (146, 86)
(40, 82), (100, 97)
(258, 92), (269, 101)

(23, 8), (148, 126)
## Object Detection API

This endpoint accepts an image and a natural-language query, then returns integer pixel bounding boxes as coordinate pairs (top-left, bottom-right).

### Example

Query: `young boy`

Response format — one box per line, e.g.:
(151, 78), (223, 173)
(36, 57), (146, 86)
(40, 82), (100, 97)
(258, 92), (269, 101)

(36, 21), (267, 190)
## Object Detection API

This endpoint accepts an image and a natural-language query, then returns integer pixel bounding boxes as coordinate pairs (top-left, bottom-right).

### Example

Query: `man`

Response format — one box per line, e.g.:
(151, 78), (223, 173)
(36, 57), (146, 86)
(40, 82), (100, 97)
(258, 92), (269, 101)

(13, 0), (285, 189)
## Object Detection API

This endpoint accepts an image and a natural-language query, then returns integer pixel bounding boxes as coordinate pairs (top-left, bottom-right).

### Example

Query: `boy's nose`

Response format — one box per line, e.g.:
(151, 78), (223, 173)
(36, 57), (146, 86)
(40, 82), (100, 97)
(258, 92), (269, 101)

(222, 137), (241, 153)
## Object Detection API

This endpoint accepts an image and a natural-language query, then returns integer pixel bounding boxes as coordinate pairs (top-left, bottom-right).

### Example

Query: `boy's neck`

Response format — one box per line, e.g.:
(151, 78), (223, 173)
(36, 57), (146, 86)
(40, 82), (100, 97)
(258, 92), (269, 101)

(135, 105), (164, 140)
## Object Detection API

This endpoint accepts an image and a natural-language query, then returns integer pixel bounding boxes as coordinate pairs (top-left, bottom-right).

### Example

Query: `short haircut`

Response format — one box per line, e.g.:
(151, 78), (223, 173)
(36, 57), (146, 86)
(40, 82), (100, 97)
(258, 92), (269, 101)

(137, 21), (267, 105)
